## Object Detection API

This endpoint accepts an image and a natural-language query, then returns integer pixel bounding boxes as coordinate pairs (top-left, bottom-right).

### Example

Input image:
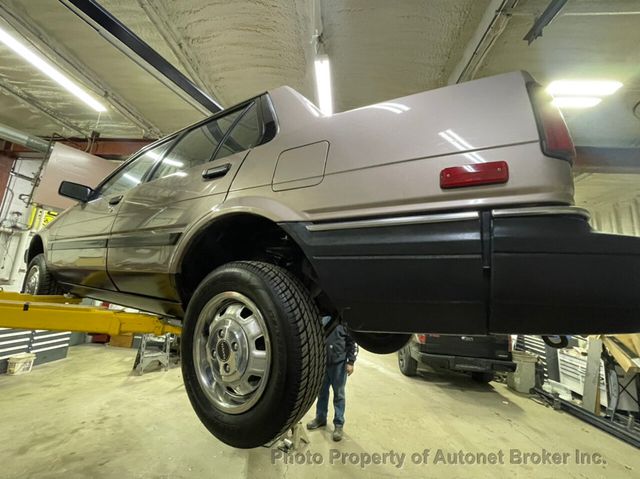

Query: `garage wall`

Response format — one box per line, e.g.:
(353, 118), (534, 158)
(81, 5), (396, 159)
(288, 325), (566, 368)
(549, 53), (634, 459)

(0, 154), (13, 206)
(0, 158), (42, 226)
(590, 197), (640, 237)
(0, 158), (42, 289)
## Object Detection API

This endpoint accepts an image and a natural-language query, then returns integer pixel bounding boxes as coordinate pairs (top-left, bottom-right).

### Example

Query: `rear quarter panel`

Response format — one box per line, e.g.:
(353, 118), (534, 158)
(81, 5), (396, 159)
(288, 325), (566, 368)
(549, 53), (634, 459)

(229, 71), (573, 223)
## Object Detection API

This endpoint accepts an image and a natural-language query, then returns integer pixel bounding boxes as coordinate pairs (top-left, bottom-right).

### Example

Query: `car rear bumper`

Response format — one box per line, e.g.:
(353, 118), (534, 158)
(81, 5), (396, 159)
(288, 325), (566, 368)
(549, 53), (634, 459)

(414, 351), (516, 374)
(491, 208), (640, 334)
(282, 206), (640, 335)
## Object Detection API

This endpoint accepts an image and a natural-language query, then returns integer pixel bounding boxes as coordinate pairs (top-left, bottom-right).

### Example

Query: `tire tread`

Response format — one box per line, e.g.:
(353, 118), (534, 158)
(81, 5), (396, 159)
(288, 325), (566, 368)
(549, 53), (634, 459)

(232, 261), (325, 439)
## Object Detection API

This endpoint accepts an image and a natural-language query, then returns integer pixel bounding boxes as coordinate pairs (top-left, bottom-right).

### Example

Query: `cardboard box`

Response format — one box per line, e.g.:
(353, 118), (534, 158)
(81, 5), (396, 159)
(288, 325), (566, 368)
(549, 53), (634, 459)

(601, 335), (640, 374)
(109, 334), (134, 348)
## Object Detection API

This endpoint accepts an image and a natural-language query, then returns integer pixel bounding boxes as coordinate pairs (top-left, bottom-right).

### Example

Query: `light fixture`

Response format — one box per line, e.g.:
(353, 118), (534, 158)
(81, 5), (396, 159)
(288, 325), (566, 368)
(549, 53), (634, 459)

(551, 97), (602, 109)
(546, 80), (623, 97)
(0, 25), (107, 112)
(314, 55), (333, 116)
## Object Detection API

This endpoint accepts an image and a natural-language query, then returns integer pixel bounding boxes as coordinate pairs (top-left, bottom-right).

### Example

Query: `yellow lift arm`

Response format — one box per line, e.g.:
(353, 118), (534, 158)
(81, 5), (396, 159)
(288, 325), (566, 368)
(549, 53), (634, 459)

(0, 292), (181, 336)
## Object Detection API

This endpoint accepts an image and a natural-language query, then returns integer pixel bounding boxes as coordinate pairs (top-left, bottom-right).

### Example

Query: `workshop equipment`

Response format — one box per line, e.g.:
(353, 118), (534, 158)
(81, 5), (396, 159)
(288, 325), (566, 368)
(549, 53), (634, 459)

(133, 333), (175, 375)
(0, 291), (181, 338)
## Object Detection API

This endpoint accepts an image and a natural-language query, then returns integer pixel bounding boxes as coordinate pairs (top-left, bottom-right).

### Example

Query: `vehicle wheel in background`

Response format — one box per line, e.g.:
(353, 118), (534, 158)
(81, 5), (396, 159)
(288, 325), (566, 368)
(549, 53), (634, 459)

(181, 261), (325, 448)
(471, 372), (494, 383)
(22, 253), (63, 295)
(397, 344), (418, 376)
(349, 331), (411, 354)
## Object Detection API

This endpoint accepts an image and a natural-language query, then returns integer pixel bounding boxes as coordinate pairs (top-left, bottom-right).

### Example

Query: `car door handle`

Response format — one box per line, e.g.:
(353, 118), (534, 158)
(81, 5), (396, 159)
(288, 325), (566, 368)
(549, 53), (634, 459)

(202, 163), (231, 180)
(108, 195), (123, 206)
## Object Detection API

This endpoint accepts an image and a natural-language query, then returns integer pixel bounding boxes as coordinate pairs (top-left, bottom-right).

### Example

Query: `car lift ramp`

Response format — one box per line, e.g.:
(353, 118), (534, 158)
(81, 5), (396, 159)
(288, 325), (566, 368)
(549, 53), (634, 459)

(0, 291), (181, 336)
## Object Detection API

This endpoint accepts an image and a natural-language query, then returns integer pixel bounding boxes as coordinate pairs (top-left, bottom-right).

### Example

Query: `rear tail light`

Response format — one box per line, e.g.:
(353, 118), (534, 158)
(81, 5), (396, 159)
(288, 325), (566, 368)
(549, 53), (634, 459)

(440, 161), (509, 189)
(416, 334), (427, 344)
(528, 83), (576, 163)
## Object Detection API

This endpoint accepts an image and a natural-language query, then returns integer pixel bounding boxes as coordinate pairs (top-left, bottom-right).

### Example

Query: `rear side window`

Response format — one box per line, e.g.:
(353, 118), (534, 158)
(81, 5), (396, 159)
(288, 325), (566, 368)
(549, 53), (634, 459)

(215, 102), (262, 160)
(150, 107), (248, 180)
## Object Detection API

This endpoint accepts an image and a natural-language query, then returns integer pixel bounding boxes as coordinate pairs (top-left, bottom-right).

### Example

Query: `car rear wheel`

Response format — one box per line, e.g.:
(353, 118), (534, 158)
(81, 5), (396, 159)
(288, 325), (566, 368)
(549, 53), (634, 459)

(181, 261), (325, 448)
(350, 331), (411, 354)
(397, 344), (418, 376)
(22, 253), (63, 295)
(471, 372), (494, 383)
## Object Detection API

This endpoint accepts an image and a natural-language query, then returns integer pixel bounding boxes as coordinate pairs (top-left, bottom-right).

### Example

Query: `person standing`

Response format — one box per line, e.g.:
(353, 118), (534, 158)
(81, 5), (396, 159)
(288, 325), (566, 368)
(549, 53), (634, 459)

(306, 318), (358, 441)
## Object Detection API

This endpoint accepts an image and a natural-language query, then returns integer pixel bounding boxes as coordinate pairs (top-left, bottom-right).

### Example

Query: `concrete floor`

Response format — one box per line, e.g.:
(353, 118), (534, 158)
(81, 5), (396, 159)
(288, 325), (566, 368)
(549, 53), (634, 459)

(0, 344), (638, 479)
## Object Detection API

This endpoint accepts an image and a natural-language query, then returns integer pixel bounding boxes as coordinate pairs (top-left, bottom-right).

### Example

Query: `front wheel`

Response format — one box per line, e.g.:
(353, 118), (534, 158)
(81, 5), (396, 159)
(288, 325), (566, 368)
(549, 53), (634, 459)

(181, 261), (325, 448)
(22, 253), (63, 295)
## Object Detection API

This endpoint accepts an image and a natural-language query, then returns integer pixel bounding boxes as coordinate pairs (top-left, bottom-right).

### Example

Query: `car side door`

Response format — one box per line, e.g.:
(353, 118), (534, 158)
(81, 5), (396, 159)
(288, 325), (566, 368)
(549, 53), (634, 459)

(106, 100), (267, 298)
(48, 142), (172, 290)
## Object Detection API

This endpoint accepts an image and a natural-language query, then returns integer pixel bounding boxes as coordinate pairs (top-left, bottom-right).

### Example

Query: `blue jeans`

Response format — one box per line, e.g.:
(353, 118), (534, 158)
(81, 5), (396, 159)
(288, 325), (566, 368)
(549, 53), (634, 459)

(315, 360), (347, 426)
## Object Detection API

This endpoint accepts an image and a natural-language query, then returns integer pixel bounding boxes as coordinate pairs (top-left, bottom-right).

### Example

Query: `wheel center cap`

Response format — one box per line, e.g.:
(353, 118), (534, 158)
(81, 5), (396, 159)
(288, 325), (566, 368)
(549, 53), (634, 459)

(216, 340), (232, 362)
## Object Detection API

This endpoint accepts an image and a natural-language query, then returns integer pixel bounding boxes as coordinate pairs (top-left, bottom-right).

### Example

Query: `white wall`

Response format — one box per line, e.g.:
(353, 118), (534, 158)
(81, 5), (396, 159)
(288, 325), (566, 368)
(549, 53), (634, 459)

(0, 159), (43, 290)
(590, 197), (640, 237)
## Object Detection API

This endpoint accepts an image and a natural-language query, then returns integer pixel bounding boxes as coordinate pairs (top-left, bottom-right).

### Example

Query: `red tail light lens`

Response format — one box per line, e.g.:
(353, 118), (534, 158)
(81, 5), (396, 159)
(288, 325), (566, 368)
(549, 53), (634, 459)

(528, 84), (576, 163)
(416, 334), (427, 344)
(440, 161), (509, 189)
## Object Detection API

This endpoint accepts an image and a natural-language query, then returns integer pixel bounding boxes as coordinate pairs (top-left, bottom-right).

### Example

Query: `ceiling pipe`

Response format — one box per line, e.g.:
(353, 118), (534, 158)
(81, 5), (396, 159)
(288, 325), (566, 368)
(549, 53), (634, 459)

(448, 0), (520, 85)
(0, 122), (50, 153)
(523, 0), (569, 45)
(60, 0), (222, 115)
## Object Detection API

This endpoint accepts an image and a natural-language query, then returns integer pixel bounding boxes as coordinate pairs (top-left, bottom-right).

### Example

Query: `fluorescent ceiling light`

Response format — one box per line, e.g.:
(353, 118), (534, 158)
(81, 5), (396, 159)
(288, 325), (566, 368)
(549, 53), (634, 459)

(546, 80), (622, 97)
(551, 96), (602, 109)
(314, 55), (333, 116)
(0, 26), (107, 112)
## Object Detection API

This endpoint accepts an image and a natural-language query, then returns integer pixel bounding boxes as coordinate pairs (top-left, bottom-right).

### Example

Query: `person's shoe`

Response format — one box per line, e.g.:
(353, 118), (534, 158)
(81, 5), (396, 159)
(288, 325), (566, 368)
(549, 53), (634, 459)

(333, 425), (344, 442)
(306, 418), (326, 430)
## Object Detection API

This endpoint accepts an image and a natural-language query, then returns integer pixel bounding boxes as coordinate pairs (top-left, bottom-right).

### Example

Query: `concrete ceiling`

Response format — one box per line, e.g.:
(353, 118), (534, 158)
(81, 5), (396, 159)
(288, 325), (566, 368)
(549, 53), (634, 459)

(0, 0), (638, 157)
(320, 0), (491, 111)
(476, 0), (640, 148)
(0, 0), (206, 139)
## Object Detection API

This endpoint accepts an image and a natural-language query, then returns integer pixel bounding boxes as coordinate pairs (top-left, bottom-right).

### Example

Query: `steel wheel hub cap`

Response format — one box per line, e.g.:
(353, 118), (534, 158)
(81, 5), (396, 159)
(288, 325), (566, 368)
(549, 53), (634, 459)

(194, 292), (271, 414)
(25, 265), (40, 294)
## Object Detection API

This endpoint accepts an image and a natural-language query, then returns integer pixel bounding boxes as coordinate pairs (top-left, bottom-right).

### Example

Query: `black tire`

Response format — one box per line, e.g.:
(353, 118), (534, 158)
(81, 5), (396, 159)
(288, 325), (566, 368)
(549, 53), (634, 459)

(350, 331), (411, 354)
(21, 253), (63, 295)
(542, 335), (569, 349)
(471, 372), (494, 383)
(397, 344), (418, 376)
(181, 261), (325, 448)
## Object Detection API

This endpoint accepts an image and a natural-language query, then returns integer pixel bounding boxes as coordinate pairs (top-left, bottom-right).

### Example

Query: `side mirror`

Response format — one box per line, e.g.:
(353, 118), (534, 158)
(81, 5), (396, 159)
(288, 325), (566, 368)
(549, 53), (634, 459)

(58, 181), (94, 203)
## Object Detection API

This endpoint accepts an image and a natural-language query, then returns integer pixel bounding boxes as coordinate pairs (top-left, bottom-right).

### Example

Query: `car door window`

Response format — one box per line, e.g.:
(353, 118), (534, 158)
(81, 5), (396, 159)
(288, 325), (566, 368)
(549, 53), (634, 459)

(99, 142), (171, 198)
(150, 106), (250, 181)
(215, 102), (262, 160)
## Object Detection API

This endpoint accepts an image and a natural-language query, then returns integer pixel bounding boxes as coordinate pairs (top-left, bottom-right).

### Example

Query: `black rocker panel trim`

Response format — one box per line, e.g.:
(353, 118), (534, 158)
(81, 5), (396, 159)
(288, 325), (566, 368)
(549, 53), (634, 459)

(59, 281), (184, 318)
(490, 215), (640, 335)
(281, 218), (487, 334)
